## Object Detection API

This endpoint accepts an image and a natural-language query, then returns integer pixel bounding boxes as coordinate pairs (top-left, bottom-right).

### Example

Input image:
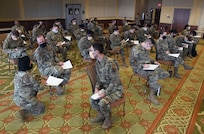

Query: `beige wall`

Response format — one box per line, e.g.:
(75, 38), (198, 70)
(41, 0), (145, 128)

(160, 0), (204, 28)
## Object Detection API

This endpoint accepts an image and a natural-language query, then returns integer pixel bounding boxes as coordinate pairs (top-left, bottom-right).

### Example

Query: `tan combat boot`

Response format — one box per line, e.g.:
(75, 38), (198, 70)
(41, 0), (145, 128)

(90, 112), (105, 123)
(147, 90), (160, 105)
(101, 114), (112, 129)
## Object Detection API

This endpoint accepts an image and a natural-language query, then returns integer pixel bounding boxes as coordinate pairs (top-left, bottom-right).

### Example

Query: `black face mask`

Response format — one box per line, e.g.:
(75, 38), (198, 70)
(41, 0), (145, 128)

(40, 42), (46, 48)
(162, 36), (167, 40)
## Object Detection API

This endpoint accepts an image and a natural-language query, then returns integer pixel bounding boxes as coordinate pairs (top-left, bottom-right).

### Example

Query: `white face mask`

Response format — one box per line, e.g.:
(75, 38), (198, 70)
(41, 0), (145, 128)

(114, 31), (119, 35)
(81, 29), (85, 31)
(89, 51), (95, 59)
(11, 35), (18, 40)
(53, 29), (58, 33)
(188, 26), (191, 30)
(73, 22), (76, 25)
(143, 27), (147, 31)
(87, 37), (93, 40)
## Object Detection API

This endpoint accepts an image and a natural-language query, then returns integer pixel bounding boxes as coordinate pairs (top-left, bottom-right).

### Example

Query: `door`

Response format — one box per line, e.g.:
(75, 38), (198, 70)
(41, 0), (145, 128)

(172, 8), (191, 32)
(66, 4), (81, 29)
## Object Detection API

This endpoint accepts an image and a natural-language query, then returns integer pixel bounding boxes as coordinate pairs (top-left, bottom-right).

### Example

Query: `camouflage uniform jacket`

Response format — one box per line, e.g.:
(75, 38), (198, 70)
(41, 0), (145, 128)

(137, 28), (150, 42)
(75, 29), (87, 41)
(46, 31), (63, 46)
(156, 39), (170, 59)
(129, 44), (154, 72)
(108, 24), (117, 34)
(109, 33), (122, 49)
(3, 33), (27, 59)
(78, 37), (94, 58)
(13, 71), (43, 107)
(95, 56), (123, 97)
(166, 35), (178, 53)
(33, 46), (59, 76)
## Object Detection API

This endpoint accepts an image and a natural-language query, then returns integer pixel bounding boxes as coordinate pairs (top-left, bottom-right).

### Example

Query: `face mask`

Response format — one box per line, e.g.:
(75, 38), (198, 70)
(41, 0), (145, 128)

(143, 27), (147, 31)
(40, 42), (46, 48)
(73, 22), (76, 25)
(162, 36), (167, 40)
(81, 29), (85, 31)
(53, 29), (58, 33)
(114, 31), (119, 35)
(188, 26), (191, 30)
(11, 36), (18, 40)
(89, 51), (95, 59)
(88, 37), (93, 40)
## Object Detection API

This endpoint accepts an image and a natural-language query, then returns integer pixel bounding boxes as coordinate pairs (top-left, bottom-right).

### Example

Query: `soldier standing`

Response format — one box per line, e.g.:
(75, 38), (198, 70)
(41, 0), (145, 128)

(129, 39), (170, 105)
(89, 43), (124, 129)
(13, 56), (45, 122)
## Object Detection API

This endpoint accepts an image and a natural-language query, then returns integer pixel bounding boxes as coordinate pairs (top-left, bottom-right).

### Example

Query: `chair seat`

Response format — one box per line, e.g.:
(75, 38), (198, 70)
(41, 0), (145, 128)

(111, 95), (125, 108)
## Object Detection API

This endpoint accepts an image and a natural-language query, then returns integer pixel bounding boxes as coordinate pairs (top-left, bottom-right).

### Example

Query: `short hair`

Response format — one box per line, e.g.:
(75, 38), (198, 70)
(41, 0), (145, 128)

(113, 27), (119, 32)
(86, 30), (94, 36)
(92, 42), (104, 54)
(11, 29), (20, 37)
(53, 24), (59, 28)
(18, 56), (32, 71)
(170, 29), (178, 34)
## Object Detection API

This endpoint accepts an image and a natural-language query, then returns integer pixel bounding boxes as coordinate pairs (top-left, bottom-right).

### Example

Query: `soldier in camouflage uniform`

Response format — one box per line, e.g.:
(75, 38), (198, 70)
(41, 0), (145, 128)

(123, 26), (138, 47)
(75, 24), (87, 43)
(89, 43), (124, 129)
(157, 33), (193, 79)
(129, 39), (170, 105)
(109, 27), (128, 67)
(32, 22), (46, 44)
(78, 30), (94, 60)
(69, 18), (79, 38)
(11, 20), (27, 36)
(13, 56), (45, 122)
(46, 24), (70, 61)
(137, 23), (151, 43)
(33, 35), (71, 95)
(3, 29), (27, 61)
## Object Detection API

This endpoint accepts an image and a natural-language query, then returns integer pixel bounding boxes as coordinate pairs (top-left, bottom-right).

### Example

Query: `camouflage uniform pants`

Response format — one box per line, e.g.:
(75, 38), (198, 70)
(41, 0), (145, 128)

(135, 67), (169, 90)
(159, 55), (184, 67)
(90, 93), (122, 117)
(20, 98), (45, 115)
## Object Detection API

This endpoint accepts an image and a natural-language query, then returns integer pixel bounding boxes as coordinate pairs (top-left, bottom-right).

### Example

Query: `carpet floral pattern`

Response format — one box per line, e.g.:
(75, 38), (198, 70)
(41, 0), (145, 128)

(0, 40), (204, 134)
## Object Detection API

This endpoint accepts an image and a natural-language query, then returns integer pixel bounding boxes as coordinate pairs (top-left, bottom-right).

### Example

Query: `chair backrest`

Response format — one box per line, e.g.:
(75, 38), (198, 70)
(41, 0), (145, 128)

(85, 63), (97, 93)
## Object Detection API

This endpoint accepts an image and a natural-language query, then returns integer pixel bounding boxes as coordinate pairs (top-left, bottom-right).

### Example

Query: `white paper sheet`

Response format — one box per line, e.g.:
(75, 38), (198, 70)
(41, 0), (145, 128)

(168, 53), (180, 58)
(62, 60), (73, 69)
(182, 43), (188, 48)
(194, 35), (201, 38)
(91, 93), (100, 100)
(178, 47), (183, 51)
(133, 40), (139, 45)
(46, 76), (63, 86)
(143, 64), (159, 70)
(64, 36), (72, 41)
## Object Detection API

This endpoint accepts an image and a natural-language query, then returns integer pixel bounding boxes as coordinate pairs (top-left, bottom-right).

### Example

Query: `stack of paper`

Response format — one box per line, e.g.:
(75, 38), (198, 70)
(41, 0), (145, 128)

(46, 76), (63, 86)
(64, 36), (72, 41)
(133, 40), (139, 45)
(168, 53), (180, 58)
(143, 64), (159, 70)
(91, 93), (100, 100)
(62, 60), (73, 69)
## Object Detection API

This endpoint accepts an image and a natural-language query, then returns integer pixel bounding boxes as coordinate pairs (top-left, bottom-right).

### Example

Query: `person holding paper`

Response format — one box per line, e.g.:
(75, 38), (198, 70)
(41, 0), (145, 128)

(13, 56), (45, 122)
(109, 27), (128, 67)
(123, 26), (138, 47)
(157, 32), (193, 79)
(33, 35), (71, 95)
(46, 24), (69, 61)
(129, 38), (170, 105)
(89, 43), (124, 129)
(3, 29), (28, 61)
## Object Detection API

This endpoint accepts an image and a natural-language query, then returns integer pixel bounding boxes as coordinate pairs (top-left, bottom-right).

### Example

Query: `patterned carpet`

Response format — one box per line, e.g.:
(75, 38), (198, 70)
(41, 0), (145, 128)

(0, 39), (204, 134)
